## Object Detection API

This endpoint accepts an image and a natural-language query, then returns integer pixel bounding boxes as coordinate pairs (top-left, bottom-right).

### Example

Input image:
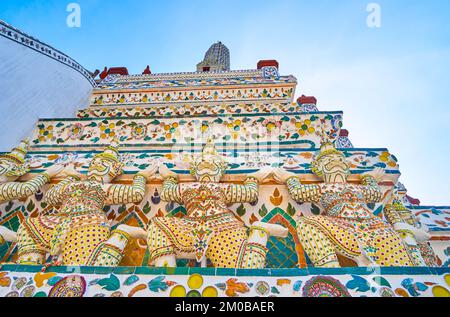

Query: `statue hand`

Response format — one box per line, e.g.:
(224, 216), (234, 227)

(273, 167), (296, 184)
(159, 164), (177, 179)
(363, 167), (384, 182)
(412, 227), (431, 242)
(139, 164), (159, 180)
(45, 164), (64, 178)
(62, 163), (84, 179)
(393, 223), (431, 242)
(248, 167), (273, 182)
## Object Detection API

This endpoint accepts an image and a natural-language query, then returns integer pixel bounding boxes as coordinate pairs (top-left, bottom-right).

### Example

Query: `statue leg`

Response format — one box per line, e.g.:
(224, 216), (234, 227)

(16, 215), (64, 265)
(62, 223), (110, 266)
(418, 241), (439, 267)
(407, 244), (427, 266)
(0, 226), (17, 244)
(88, 225), (147, 267)
(394, 231), (426, 266)
(240, 227), (268, 269)
(358, 227), (415, 267)
(147, 222), (177, 267)
(240, 222), (289, 269)
(296, 218), (340, 268)
(16, 225), (48, 265)
(207, 227), (248, 268)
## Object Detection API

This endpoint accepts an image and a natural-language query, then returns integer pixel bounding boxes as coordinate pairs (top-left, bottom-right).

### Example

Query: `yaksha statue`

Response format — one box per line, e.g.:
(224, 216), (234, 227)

(147, 140), (288, 268)
(0, 139), (63, 244)
(16, 140), (156, 266)
(384, 184), (438, 266)
(274, 142), (415, 267)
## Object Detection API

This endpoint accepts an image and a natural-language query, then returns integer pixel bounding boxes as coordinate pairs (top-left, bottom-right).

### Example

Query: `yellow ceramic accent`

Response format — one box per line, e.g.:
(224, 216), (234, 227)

(445, 274), (450, 287)
(202, 286), (218, 297)
(187, 274), (204, 290)
(432, 286), (450, 297)
(33, 272), (57, 288)
(170, 285), (187, 297)
(394, 288), (409, 297)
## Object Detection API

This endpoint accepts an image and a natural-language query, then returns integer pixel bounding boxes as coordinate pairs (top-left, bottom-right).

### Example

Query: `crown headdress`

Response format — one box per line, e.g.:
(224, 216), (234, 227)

(94, 139), (121, 163)
(190, 138), (228, 175)
(311, 141), (346, 177)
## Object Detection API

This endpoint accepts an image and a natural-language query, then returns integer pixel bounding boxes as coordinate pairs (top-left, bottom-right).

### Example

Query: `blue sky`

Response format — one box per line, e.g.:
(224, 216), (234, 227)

(1, 0), (449, 205)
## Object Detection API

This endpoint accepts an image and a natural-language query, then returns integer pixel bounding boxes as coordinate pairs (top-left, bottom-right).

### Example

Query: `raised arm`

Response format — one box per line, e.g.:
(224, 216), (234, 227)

(105, 174), (146, 205)
(0, 164), (63, 203)
(160, 176), (183, 204)
(383, 202), (403, 225)
(45, 175), (80, 206)
(158, 164), (183, 204)
(286, 176), (322, 203)
(384, 196), (420, 227)
(224, 176), (259, 204)
(360, 174), (382, 203)
(0, 173), (50, 203)
(273, 167), (322, 203)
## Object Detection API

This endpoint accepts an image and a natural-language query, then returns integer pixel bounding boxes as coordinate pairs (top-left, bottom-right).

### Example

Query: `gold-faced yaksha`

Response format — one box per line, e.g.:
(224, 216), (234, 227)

(147, 139), (287, 268)
(274, 142), (416, 267)
(0, 140), (63, 244)
(16, 140), (157, 266)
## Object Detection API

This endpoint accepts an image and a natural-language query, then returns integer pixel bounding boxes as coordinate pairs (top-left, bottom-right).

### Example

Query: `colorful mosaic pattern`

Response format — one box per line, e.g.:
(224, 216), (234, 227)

(31, 113), (342, 148)
(412, 206), (450, 233)
(5, 148), (399, 175)
(0, 184), (400, 268)
(77, 102), (302, 119)
(90, 86), (295, 106)
(0, 266), (448, 297)
(95, 74), (295, 91)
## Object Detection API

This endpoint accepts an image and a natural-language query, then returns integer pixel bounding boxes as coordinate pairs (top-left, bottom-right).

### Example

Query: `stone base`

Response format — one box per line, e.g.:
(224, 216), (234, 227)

(0, 265), (448, 297)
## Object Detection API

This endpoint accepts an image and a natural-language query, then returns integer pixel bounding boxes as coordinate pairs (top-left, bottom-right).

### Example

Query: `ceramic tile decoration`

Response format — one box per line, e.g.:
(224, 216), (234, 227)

(0, 39), (448, 297)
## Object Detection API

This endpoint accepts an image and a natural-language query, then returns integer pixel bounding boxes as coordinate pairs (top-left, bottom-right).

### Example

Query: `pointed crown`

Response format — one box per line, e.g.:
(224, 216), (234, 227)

(314, 142), (343, 162)
(202, 138), (220, 157)
(94, 139), (120, 163)
(190, 138), (228, 175)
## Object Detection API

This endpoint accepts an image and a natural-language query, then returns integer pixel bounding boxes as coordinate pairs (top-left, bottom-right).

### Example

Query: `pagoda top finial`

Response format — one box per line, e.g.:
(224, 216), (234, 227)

(196, 41), (230, 72)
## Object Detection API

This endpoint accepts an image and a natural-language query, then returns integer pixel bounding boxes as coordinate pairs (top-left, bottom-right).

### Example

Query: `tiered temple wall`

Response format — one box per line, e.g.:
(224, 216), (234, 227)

(0, 34), (448, 297)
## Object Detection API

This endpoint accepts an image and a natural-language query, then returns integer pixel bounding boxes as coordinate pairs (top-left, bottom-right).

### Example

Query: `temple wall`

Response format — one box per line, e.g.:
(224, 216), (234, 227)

(0, 265), (448, 297)
(1, 29), (448, 297)
(0, 182), (403, 267)
(0, 20), (94, 151)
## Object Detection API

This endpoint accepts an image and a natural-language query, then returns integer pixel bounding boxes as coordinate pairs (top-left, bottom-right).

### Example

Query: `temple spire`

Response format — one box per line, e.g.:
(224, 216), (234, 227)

(196, 41), (230, 72)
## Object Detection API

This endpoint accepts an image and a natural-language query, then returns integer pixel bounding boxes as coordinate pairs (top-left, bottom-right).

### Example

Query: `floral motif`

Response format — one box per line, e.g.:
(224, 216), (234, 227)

(91, 87), (294, 106)
(48, 275), (86, 297)
(99, 122), (116, 139)
(37, 124), (56, 142)
(294, 117), (316, 136)
(169, 274), (218, 298)
(379, 151), (398, 168)
(302, 276), (351, 297)
(32, 113), (342, 147)
(68, 123), (84, 140)
(263, 119), (282, 135)
(131, 123), (147, 140)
